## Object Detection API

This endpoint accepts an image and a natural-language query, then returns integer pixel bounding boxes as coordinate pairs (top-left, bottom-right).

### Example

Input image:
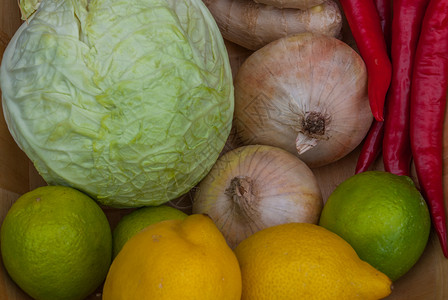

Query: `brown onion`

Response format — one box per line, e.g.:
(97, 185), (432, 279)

(233, 33), (372, 168)
(192, 144), (323, 249)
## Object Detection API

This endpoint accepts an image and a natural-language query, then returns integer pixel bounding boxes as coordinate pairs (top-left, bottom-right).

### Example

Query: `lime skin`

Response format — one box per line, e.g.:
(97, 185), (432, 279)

(319, 171), (431, 281)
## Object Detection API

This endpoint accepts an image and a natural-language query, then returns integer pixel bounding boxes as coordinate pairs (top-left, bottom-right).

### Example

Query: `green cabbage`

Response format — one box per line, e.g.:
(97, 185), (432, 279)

(1, 0), (233, 207)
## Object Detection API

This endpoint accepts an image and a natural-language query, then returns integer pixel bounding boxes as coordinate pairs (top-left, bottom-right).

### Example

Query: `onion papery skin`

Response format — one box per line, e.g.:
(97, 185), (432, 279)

(233, 33), (372, 168)
(192, 144), (323, 249)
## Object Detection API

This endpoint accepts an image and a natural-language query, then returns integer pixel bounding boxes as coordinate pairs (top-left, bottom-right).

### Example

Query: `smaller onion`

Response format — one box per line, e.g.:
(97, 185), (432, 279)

(192, 144), (323, 249)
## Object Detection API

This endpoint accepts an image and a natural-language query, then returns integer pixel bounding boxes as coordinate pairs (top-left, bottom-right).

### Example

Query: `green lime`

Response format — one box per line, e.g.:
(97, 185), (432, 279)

(0, 185), (112, 300)
(319, 171), (431, 281)
(112, 205), (187, 258)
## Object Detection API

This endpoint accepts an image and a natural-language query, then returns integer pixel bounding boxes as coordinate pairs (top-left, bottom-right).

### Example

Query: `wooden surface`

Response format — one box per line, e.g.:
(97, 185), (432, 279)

(1, 1), (448, 299)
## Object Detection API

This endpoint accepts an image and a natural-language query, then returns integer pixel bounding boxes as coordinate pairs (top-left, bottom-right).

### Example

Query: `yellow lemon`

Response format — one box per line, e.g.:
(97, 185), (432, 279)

(103, 214), (242, 300)
(234, 222), (392, 300)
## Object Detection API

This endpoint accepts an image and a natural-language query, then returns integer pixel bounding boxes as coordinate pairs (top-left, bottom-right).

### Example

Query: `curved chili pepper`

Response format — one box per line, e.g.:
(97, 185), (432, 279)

(383, 0), (429, 176)
(354, 0), (391, 174)
(410, 0), (448, 258)
(355, 120), (384, 174)
(338, 0), (392, 121)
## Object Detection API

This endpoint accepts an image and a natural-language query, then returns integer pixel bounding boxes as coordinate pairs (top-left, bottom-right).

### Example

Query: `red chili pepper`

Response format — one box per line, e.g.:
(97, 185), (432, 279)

(354, 0), (391, 174)
(383, 0), (429, 176)
(410, 0), (448, 258)
(355, 120), (384, 174)
(338, 0), (392, 121)
(374, 0), (392, 51)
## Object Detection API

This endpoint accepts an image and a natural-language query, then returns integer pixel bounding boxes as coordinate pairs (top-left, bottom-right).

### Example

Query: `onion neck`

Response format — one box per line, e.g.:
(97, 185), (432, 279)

(296, 111), (328, 154)
(225, 176), (259, 219)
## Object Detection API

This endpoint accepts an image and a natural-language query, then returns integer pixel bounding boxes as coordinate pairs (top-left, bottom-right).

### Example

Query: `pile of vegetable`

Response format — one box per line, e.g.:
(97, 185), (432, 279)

(200, 0), (448, 265)
(1, 0), (448, 297)
(183, 0), (382, 245)
(348, 0), (448, 257)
